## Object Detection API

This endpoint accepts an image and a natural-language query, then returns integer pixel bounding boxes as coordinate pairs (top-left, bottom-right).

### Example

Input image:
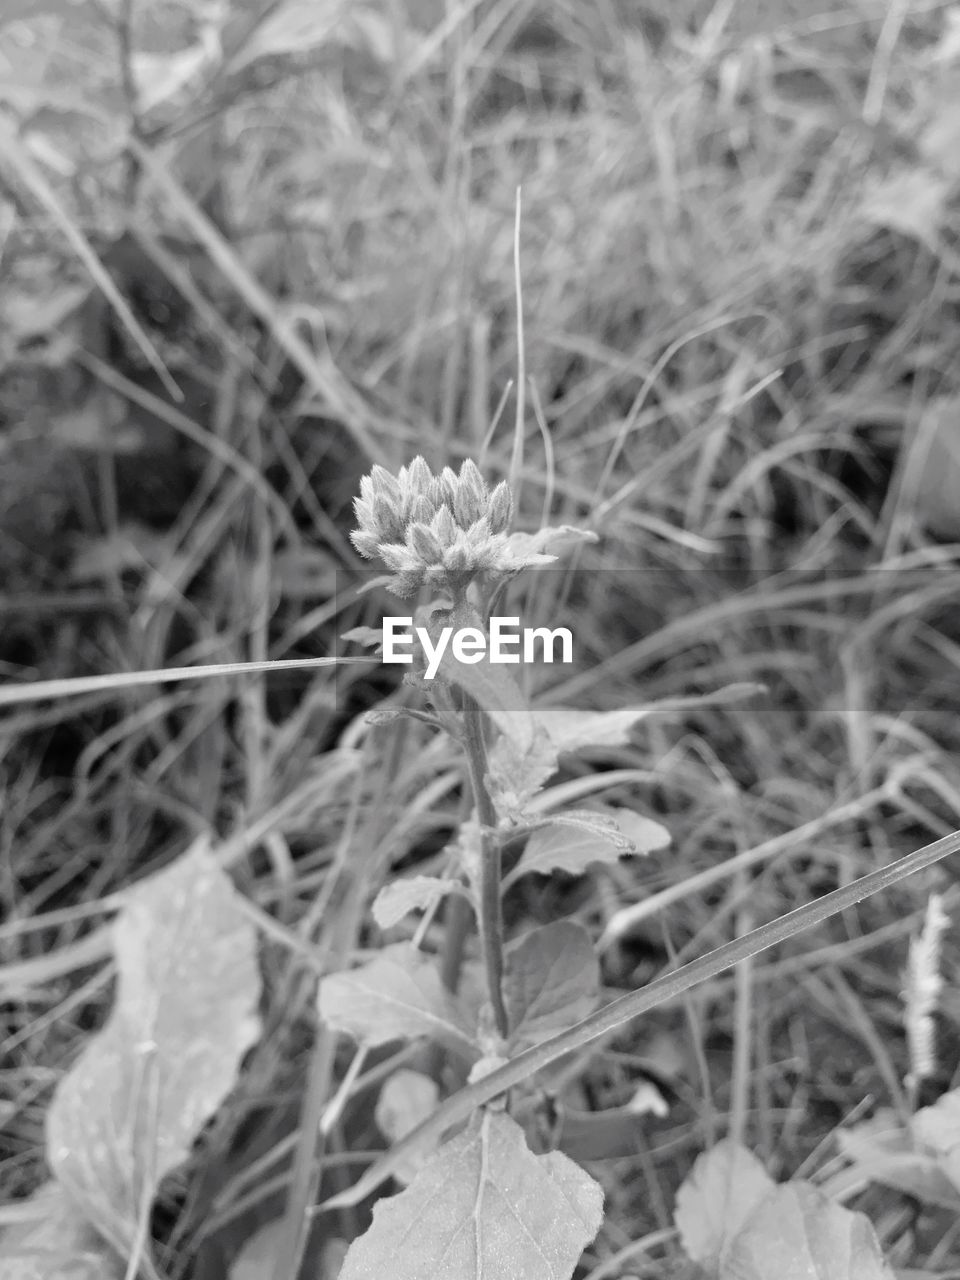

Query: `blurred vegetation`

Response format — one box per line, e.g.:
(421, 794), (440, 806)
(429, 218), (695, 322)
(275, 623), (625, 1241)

(2, 1), (960, 1276)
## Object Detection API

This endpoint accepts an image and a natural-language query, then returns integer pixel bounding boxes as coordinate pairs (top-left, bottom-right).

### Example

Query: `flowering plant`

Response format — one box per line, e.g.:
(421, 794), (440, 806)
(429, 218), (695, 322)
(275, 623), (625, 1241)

(350, 455), (556, 599)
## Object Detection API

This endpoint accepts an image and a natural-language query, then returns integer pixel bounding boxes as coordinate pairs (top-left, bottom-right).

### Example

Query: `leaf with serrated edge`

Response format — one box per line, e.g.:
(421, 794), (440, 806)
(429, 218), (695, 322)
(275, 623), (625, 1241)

(372, 876), (461, 929)
(723, 1182), (894, 1280)
(432, 602), (535, 755)
(318, 942), (476, 1056)
(338, 1110), (603, 1280)
(611, 808), (672, 852)
(510, 809), (670, 882)
(0, 1181), (123, 1280)
(504, 922), (599, 1050)
(674, 1139), (775, 1272)
(506, 525), (597, 562)
(487, 724), (559, 818)
(46, 839), (261, 1260)
(532, 686), (761, 754)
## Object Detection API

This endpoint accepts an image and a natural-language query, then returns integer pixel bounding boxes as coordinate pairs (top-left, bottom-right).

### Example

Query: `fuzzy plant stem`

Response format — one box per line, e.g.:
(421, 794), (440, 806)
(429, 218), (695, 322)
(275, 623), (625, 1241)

(461, 694), (509, 1039)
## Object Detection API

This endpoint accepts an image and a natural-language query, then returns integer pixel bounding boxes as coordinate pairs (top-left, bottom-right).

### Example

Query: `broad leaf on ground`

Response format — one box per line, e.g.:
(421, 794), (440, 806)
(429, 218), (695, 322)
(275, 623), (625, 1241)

(835, 1110), (960, 1209)
(504, 921), (599, 1050)
(723, 1182), (894, 1280)
(674, 1139), (775, 1271)
(676, 1142), (893, 1280)
(338, 1110), (604, 1280)
(318, 942), (476, 1057)
(46, 839), (261, 1259)
(0, 1181), (122, 1280)
(913, 1088), (960, 1194)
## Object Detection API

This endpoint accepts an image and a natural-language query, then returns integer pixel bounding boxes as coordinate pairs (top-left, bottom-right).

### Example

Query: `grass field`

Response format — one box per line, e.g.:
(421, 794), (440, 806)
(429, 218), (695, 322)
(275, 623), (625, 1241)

(2, 2), (960, 1277)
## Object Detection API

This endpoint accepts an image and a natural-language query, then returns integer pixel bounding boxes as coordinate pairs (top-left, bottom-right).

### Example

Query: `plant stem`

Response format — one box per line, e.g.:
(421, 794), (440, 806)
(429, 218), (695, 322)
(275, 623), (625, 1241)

(461, 694), (509, 1039)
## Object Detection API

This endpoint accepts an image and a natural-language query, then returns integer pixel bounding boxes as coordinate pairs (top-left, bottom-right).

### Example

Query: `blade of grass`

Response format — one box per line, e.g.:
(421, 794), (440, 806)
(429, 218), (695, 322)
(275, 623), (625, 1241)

(0, 657), (371, 708)
(0, 118), (182, 401)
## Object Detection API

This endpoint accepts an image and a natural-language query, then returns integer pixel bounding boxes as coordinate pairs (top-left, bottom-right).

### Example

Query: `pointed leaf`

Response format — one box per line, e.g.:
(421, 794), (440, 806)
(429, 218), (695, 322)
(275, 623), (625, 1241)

(509, 809), (670, 883)
(506, 525), (598, 566)
(338, 1110), (603, 1280)
(612, 808), (673, 853)
(674, 1139), (775, 1272)
(913, 1088), (960, 1193)
(723, 1182), (894, 1280)
(504, 922), (599, 1049)
(45, 839), (261, 1258)
(532, 685), (763, 754)
(318, 942), (476, 1056)
(432, 602), (535, 755)
(372, 876), (462, 929)
(487, 725), (559, 818)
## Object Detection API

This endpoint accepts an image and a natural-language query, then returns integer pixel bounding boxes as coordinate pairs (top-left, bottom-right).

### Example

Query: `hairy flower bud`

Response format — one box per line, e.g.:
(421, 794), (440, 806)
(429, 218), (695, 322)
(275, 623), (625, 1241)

(379, 542), (418, 572)
(439, 467), (459, 507)
(369, 464), (402, 504)
(351, 457), (532, 598)
(350, 528), (379, 558)
(454, 482), (484, 528)
(431, 505), (457, 545)
(487, 481), (513, 534)
(458, 459), (487, 502)
(407, 522), (444, 564)
(407, 455), (433, 496)
(409, 494), (435, 525)
(443, 540), (470, 572)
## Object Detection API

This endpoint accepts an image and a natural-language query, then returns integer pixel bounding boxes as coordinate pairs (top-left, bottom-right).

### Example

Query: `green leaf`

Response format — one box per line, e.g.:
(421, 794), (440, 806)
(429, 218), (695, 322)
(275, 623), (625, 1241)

(318, 942), (476, 1056)
(431, 602), (536, 756)
(486, 725), (559, 819)
(837, 1110), (960, 1209)
(45, 839), (261, 1260)
(372, 876), (463, 929)
(228, 1220), (347, 1280)
(913, 1088), (960, 1194)
(531, 685), (763, 754)
(337, 1110), (603, 1280)
(722, 1182), (894, 1280)
(504, 922), (599, 1050)
(612, 808), (673, 853)
(341, 625), (384, 651)
(506, 525), (598, 566)
(674, 1140), (776, 1273)
(507, 808), (670, 884)
(375, 1069), (441, 1185)
(0, 1182), (122, 1280)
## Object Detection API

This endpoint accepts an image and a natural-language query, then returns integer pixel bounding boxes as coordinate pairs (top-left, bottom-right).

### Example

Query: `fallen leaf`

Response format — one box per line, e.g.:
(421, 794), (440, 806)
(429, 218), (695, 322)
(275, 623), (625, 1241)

(46, 839), (261, 1259)
(674, 1139), (775, 1273)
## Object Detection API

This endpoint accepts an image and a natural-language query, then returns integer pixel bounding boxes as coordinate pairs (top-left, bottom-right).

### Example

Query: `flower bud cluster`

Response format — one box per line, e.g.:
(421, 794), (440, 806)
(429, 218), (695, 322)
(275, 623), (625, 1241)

(351, 456), (516, 597)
